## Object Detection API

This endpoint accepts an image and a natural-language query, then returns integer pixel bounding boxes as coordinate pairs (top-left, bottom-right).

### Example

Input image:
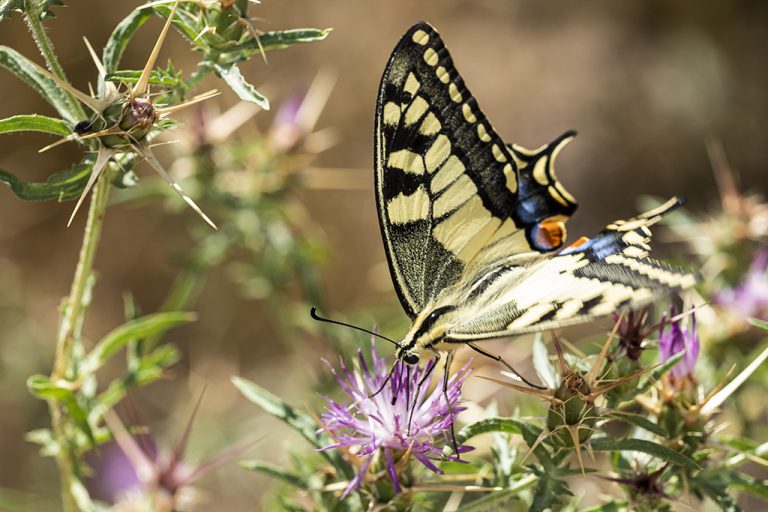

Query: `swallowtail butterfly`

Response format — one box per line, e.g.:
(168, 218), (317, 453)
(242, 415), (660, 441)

(373, 22), (695, 370)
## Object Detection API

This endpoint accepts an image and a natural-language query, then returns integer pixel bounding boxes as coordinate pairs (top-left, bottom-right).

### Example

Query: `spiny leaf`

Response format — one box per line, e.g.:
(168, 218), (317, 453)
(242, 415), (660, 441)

(606, 411), (669, 437)
(210, 62), (269, 109)
(103, 6), (153, 74)
(240, 460), (308, 489)
(231, 376), (350, 475)
(442, 417), (524, 457)
(79, 311), (196, 378)
(0, 45), (80, 121)
(0, 157), (93, 201)
(0, 114), (70, 135)
(590, 437), (698, 468)
(227, 28), (332, 61)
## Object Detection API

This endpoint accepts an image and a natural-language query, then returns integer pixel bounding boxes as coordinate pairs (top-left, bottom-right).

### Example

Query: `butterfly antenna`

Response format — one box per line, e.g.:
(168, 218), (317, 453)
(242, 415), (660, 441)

(310, 307), (401, 347)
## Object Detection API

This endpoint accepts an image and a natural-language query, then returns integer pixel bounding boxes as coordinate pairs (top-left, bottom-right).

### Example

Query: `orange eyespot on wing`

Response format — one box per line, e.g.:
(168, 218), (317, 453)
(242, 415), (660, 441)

(565, 236), (590, 250)
(532, 219), (567, 251)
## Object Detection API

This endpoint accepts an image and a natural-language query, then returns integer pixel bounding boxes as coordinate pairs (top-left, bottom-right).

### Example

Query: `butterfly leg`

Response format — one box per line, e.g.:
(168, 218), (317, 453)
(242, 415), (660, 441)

(465, 341), (547, 390)
(407, 357), (439, 435)
(441, 350), (461, 458)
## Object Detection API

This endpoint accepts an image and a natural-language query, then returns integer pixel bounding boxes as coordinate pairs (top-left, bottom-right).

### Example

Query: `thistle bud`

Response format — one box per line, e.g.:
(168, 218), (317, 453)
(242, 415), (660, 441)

(546, 370), (597, 448)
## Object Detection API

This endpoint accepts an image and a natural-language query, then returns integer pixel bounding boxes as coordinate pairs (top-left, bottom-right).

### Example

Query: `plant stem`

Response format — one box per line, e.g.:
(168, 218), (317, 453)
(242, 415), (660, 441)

(23, 6), (85, 121)
(49, 174), (111, 511)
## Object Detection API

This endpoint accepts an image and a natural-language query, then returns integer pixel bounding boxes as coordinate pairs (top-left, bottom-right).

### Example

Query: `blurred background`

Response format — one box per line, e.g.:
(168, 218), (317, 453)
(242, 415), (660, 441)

(0, 0), (766, 509)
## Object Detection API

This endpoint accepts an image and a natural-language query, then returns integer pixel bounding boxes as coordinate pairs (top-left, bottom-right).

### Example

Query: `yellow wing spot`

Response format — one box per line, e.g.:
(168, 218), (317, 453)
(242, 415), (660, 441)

(387, 186), (430, 224)
(436, 66), (450, 84)
(622, 230), (647, 246)
(434, 174), (476, 217)
(623, 245), (649, 259)
(404, 72), (420, 96)
(404, 96), (429, 125)
(532, 156), (549, 185)
(423, 48), (439, 66)
(430, 155), (464, 193)
(555, 299), (584, 320)
(554, 182), (576, 204)
(462, 103), (477, 123)
(477, 123), (491, 142)
(419, 111), (441, 136)
(382, 101), (401, 126)
(433, 195), (495, 261)
(388, 150), (425, 175)
(547, 185), (570, 207)
(449, 83), (462, 103)
(503, 163), (517, 193)
(424, 134), (451, 173)
(412, 29), (430, 45)
(492, 144), (507, 163)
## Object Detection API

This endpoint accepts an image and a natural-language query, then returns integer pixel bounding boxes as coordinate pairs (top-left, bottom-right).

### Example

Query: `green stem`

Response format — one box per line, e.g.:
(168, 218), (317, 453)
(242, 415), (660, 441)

(49, 174), (110, 511)
(23, 6), (85, 120)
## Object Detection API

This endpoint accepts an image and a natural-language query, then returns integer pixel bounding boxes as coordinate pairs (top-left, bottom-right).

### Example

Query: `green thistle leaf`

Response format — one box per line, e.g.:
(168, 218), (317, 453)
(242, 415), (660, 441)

(0, 157), (93, 201)
(0, 45), (81, 122)
(590, 437), (698, 468)
(210, 62), (269, 109)
(0, 114), (70, 135)
(239, 460), (309, 489)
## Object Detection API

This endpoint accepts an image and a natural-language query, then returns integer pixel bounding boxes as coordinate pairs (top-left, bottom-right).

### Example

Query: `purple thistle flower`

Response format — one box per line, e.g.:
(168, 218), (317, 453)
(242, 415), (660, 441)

(658, 307), (699, 379)
(715, 249), (768, 320)
(319, 343), (472, 497)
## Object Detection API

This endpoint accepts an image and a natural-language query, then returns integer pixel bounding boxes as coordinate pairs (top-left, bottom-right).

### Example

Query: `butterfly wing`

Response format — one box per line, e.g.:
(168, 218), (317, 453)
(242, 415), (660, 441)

(445, 198), (697, 340)
(375, 22), (577, 319)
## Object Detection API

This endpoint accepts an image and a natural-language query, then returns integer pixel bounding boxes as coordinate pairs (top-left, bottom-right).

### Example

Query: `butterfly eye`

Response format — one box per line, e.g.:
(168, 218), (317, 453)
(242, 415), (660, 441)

(402, 352), (419, 365)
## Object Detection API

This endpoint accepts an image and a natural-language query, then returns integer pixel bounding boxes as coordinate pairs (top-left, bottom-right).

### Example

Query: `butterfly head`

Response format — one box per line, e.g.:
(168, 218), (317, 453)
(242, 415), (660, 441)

(397, 305), (457, 364)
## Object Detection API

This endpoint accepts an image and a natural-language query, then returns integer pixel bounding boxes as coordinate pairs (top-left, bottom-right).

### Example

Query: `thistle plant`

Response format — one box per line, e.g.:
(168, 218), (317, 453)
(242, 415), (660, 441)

(0, 0), (328, 509)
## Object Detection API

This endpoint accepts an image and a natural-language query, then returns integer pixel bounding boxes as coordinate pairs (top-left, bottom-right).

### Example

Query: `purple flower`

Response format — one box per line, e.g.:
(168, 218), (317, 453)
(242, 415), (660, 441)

(715, 249), (768, 320)
(319, 343), (472, 497)
(658, 308), (699, 379)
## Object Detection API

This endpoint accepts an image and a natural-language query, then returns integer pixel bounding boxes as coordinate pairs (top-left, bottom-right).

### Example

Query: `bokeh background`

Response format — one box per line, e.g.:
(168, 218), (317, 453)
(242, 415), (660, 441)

(0, 0), (766, 510)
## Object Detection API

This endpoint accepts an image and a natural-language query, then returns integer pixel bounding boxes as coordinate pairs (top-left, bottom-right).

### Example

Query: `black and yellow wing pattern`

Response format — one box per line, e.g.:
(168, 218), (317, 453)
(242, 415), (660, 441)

(375, 22), (578, 320)
(374, 22), (695, 354)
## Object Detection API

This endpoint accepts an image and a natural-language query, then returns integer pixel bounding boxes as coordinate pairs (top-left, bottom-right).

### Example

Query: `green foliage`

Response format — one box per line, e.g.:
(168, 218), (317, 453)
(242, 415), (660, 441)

(0, 45), (81, 122)
(0, 0), (64, 21)
(0, 114), (70, 135)
(0, 157), (93, 201)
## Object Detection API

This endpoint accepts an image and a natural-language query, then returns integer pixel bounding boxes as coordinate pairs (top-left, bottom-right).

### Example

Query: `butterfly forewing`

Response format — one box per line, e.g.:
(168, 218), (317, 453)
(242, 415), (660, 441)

(375, 22), (578, 319)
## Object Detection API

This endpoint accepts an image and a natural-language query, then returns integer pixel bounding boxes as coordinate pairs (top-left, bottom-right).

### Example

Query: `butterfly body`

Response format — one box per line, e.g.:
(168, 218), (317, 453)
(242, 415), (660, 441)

(376, 23), (695, 365)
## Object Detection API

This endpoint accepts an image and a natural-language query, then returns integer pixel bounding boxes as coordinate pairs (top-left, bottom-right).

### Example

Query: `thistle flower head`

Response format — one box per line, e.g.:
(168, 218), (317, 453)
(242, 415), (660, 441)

(319, 343), (472, 497)
(715, 249), (768, 320)
(658, 307), (699, 381)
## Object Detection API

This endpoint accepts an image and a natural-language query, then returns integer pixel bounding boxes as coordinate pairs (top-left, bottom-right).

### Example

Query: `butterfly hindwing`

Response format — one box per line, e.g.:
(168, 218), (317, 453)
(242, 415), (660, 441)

(446, 198), (696, 341)
(375, 22), (578, 319)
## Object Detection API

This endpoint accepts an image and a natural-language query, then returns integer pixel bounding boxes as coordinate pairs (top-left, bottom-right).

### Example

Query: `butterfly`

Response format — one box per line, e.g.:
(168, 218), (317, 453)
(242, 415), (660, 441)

(372, 22), (696, 374)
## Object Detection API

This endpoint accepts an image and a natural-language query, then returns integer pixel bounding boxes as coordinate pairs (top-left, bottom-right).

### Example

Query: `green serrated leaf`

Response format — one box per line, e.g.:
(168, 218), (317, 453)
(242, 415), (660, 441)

(105, 67), (184, 88)
(229, 28), (332, 59)
(210, 62), (269, 109)
(442, 417), (523, 458)
(0, 114), (70, 135)
(232, 377), (351, 475)
(590, 437), (698, 468)
(79, 311), (196, 377)
(102, 6), (153, 74)
(606, 411), (669, 437)
(0, 157), (92, 201)
(233, 377), (324, 448)
(239, 460), (308, 489)
(0, 45), (81, 122)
